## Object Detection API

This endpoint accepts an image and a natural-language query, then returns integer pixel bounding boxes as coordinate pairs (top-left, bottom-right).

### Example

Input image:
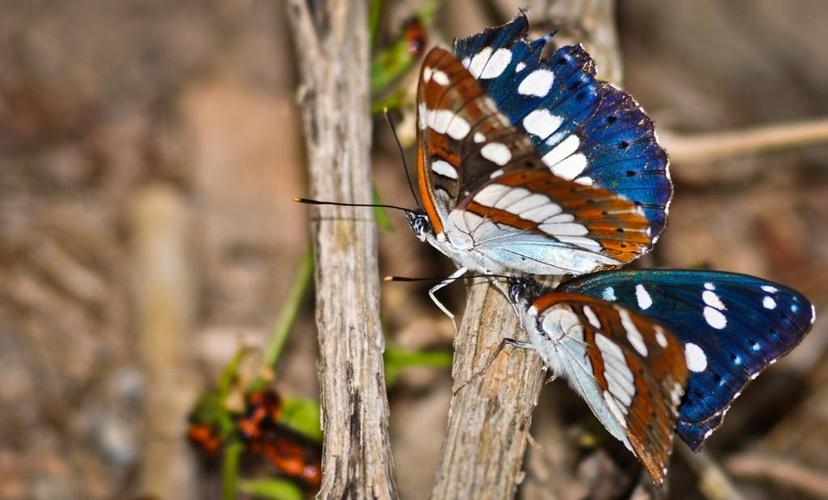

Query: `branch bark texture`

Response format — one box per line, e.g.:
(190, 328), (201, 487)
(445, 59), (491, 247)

(286, 1), (398, 498)
(432, 2), (622, 497)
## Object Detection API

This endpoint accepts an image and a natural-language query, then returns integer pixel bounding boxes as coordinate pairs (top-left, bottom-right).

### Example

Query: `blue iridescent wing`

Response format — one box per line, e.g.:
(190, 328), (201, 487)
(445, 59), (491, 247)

(558, 270), (815, 449)
(453, 14), (671, 241)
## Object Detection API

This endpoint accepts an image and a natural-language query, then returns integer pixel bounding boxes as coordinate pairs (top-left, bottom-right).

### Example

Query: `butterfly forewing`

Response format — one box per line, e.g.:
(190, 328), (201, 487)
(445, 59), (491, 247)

(417, 48), (655, 274)
(416, 47), (538, 233)
(453, 15), (672, 240)
(558, 270), (815, 449)
(530, 292), (688, 485)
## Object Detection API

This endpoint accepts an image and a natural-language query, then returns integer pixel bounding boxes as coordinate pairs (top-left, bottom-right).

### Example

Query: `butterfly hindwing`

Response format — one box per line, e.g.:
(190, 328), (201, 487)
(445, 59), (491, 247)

(526, 291), (688, 485)
(450, 169), (653, 275)
(558, 270), (816, 449)
(453, 14), (672, 240)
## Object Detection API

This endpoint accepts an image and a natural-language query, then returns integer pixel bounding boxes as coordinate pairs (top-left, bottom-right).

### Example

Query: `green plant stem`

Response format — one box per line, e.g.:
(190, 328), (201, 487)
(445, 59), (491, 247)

(263, 247), (314, 368)
(369, 0), (382, 48)
(222, 440), (244, 500)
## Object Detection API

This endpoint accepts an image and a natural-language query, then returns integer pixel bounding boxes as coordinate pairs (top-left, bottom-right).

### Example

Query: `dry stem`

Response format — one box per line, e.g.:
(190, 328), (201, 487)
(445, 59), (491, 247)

(661, 118), (828, 164)
(287, 1), (398, 497)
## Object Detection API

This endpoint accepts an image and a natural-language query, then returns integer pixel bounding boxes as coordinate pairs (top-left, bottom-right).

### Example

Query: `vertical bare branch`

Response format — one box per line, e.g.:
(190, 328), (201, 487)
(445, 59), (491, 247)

(286, 1), (398, 498)
(129, 185), (198, 499)
(431, 2), (622, 497)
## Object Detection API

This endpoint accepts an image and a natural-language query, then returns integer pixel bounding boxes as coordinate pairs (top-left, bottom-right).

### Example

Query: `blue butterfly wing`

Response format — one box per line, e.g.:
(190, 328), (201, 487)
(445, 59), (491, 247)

(558, 270), (815, 449)
(453, 15), (671, 240)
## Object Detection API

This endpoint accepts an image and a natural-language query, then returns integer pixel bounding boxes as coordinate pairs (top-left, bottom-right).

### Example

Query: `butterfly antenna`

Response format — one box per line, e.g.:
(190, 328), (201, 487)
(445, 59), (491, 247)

(384, 273), (513, 283)
(383, 108), (420, 207)
(293, 197), (413, 213)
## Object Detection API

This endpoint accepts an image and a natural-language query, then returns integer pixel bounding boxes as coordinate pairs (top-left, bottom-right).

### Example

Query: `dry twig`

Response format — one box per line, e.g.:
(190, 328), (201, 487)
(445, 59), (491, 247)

(676, 443), (745, 500)
(286, 1), (398, 497)
(129, 185), (199, 500)
(724, 453), (828, 498)
(661, 117), (828, 164)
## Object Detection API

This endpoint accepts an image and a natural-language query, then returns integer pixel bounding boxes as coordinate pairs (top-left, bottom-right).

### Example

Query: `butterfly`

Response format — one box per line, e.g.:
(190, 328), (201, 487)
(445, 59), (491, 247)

(406, 14), (671, 318)
(507, 270), (815, 485)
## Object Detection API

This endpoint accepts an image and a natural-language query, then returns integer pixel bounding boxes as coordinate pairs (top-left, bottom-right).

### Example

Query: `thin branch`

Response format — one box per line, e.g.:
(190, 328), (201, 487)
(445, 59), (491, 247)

(724, 453), (828, 498)
(675, 443), (746, 500)
(129, 185), (199, 499)
(661, 117), (828, 164)
(286, 1), (398, 498)
(431, 2), (623, 497)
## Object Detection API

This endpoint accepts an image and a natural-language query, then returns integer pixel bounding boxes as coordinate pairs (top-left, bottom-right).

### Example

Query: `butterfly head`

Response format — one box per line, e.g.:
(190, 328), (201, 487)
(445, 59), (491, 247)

(406, 209), (433, 242)
(507, 276), (542, 307)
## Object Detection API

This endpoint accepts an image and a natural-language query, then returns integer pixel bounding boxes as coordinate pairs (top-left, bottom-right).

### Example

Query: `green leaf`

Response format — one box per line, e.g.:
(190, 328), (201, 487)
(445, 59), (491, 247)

(384, 346), (453, 387)
(280, 398), (323, 443)
(238, 478), (305, 500)
(372, 184), (395, 232)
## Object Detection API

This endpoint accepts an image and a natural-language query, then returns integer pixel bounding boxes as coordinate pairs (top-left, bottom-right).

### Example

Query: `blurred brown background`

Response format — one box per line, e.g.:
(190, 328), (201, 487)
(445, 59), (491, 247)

(1, 0), (826, 498)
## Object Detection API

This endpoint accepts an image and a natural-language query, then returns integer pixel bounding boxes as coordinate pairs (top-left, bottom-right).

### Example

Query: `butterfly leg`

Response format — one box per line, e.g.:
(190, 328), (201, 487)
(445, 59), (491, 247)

(452, 337), (535, 394)
(428, 266), (468, 331)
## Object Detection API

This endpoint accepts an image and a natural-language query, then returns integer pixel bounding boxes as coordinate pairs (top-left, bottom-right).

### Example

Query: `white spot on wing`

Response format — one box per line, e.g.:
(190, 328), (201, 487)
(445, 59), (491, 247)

(704, 282), (715, 291)
(480, 142), (512, 166)
(489, 169), (503, 179)
(508, 194), (551, 213)
(493, 187), (530, 209)
(596, 333), (627, 365)
(574, 176), (593, 186)
(521, 203), (563, 222)
(431, 69), (450, 86)
(479, 48), (512, 79)
(473, 132), (485, 143)
(702, 290), (726, 310)
(472, 184), (510, 206)
(602, 287), (617, 301)
(704, 306), (727, 330)
(515, 62), (526, 72)
(540, 222), (589, 236)
(654, 327), (669, 348)
(583, 305), (601, 329)
(518, 69), (555, 97)
(761, 285), (778, 293)
(541, 135), (580, 168)
(431, 160), (457, 179)
(425, 109), (471, 140)
(522, 109), (563, 139)
(685, 342), (707, 372)
(467, 47), (492, 78)
(619, 308), (648, 357)
(551, 153), (588, 180)
(703, 306), (727, 329)
(557, 236), (601, 251)
(635, 284), (653, 310)
(763, 296), (777, 310)
(604, 391), (628, 428)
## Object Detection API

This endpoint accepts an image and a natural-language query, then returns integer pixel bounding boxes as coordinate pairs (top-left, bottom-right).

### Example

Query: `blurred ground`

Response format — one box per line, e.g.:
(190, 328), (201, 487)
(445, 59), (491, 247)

(0, 1), (826, 498)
